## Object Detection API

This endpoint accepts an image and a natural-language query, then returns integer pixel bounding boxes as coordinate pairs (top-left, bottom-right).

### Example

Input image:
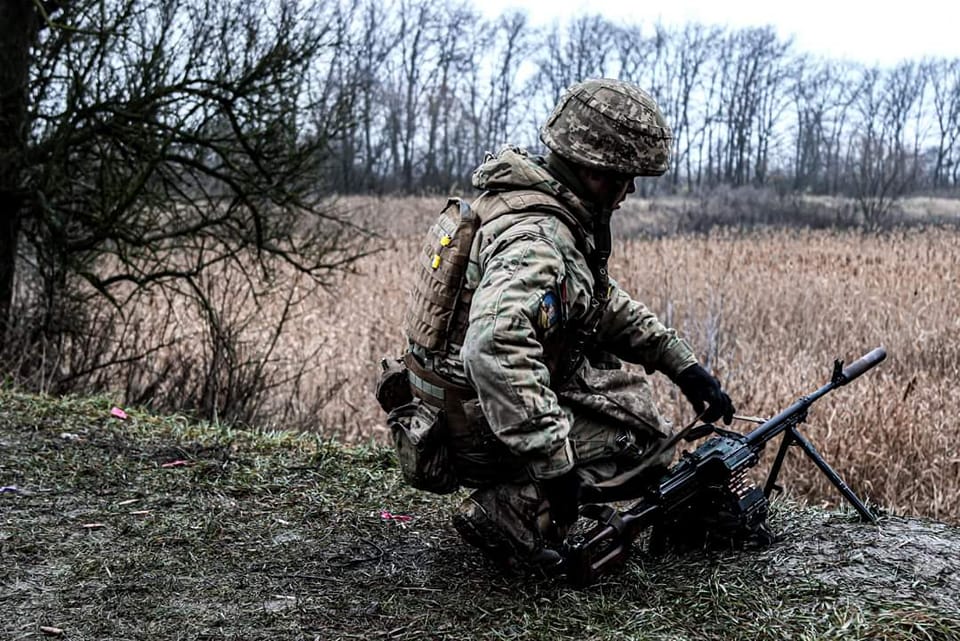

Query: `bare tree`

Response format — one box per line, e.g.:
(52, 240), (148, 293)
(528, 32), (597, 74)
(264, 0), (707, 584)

(323, 0), (397, 193)
(297, 5), (957, 204)
(377, 0), (435, 190)
(752, 37), (794, 185)
(484, 11), (534, 151)
(0, 0), (39, 348)
(930, 58), (960, 190)
(421, 2), (480, 191)
(536, 14), (616, 109)
(3, 0), (366, 408)
(715, 27), (790, 186)
(792, 57), (845, 192)
(651, 23), (720, 192)
(695, 41), (727, 188)
(847, 63), (927, 226)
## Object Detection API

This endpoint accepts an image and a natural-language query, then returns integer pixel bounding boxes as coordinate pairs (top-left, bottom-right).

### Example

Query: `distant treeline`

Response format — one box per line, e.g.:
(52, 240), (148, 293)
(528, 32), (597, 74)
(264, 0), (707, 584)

(314, 0), (960, 203)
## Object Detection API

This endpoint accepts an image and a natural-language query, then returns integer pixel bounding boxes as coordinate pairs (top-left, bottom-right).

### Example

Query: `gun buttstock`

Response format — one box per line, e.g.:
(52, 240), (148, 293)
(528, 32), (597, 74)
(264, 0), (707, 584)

(568, 539), (630, 586)
(840, 347), (887, 383)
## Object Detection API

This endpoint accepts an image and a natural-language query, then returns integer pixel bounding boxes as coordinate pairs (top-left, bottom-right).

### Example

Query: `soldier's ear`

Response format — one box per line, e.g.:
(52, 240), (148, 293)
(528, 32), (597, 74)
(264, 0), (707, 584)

(576, 167), (607, 199)
(577, 166), (634, 201)
(577, 166), (603, 182)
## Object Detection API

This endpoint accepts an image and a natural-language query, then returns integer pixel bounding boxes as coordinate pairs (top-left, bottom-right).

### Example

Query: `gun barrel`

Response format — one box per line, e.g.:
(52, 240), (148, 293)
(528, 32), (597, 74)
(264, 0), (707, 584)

(744, 346), (886, 448)
(840, 347), (887, 384)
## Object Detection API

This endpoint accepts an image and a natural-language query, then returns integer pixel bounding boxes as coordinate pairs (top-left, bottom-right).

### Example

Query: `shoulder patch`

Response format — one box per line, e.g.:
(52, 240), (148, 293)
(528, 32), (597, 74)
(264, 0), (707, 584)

(538, 291), (561, 330)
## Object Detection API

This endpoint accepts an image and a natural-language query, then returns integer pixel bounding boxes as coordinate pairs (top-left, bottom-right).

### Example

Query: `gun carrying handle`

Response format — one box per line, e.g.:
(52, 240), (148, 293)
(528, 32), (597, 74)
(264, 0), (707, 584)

(840, 347), (887, 383)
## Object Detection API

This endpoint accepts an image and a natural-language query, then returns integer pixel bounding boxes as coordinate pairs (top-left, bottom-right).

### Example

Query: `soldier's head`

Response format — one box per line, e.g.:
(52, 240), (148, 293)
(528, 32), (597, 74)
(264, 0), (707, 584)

(540, 78), (672, 211)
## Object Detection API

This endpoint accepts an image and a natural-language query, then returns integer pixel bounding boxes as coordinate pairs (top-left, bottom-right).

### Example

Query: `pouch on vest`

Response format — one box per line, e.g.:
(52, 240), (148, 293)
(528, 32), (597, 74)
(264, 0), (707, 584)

(387, 398), (459, 495)
(404, 198), (477, 352)
(375, 357), (412, 413)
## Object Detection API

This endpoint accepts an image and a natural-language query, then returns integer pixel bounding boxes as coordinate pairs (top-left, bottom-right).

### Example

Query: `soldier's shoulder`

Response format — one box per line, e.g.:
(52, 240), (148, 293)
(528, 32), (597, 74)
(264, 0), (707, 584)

(480, 212), (576, 256)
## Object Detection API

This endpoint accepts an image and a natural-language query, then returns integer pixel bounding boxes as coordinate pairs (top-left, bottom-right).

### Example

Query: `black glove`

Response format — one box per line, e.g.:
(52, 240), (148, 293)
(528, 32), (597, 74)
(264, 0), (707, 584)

(539, 470), (582, 529)
(674, 364), (736, 425)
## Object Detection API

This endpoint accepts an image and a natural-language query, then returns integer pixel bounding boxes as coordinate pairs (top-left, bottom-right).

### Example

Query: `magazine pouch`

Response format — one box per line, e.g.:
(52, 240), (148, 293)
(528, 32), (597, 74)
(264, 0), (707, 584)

(387, 398), (459, 495)
(376, 357), (413, 413)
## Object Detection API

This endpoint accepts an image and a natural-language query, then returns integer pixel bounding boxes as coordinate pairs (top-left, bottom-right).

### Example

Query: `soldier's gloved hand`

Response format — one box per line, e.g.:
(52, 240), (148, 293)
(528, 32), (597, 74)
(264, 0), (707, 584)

(539, 470), (582, 529)
(675, 364), (736, 425)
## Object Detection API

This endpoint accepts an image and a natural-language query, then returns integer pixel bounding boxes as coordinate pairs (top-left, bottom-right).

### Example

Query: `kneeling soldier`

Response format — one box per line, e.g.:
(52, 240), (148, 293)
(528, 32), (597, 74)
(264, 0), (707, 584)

(380, 78), (735, 573)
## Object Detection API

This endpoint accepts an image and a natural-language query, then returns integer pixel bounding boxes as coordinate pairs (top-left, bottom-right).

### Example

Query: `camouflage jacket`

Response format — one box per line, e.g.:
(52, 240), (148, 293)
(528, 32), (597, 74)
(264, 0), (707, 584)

(460, 147), (697, 480)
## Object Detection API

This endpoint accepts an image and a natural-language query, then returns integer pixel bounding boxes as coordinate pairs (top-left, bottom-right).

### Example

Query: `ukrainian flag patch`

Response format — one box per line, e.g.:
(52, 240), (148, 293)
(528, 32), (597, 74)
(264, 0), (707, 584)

(538, 291), (561, 330)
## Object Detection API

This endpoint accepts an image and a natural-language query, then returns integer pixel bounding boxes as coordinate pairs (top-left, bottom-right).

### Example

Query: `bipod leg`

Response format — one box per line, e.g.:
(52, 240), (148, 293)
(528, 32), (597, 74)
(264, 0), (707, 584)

(764, 430), (794, 499)
(789, 427), (877, 523)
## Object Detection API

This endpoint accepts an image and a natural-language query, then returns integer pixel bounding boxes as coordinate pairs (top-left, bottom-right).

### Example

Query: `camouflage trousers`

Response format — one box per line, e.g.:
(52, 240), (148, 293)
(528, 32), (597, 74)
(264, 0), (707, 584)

(449, 363), (677, 568)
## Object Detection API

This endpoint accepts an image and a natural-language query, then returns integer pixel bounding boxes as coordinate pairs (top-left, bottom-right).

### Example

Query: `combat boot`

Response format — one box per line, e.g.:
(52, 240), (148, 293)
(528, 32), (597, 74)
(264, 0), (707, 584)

(451, 482), (563, 574)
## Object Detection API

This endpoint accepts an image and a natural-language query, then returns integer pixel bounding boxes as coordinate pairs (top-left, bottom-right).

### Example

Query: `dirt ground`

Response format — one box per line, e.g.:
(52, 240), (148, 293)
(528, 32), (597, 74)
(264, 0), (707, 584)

(3, 391), (959, 640)
(755, 511), (960, 611)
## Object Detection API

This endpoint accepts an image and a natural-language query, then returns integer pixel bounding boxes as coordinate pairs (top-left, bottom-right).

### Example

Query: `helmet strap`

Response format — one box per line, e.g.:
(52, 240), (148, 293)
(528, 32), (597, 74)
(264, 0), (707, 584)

(591, 210), (612, 308)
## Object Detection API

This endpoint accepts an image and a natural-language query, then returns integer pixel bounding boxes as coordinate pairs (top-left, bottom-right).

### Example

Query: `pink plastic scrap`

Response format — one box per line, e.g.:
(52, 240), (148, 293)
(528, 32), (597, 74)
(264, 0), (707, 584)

(380, 509), (413, 524)
(161, 460), (191, 468)
(110, 407), (128, 420)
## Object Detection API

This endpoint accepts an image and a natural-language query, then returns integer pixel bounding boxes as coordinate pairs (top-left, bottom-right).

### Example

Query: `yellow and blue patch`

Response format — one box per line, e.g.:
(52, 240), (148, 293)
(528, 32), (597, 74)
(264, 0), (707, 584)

(538, 291), (561, 330)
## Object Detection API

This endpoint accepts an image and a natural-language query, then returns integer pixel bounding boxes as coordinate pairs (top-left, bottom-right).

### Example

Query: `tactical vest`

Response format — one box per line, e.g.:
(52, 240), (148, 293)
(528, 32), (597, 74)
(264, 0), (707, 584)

(403, 190), (611, 410)
(404, 197), (477, 356)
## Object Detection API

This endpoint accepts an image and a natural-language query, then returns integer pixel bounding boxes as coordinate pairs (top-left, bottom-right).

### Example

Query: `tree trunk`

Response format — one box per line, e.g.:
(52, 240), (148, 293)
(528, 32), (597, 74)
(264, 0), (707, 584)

(0, 0), (38, 347)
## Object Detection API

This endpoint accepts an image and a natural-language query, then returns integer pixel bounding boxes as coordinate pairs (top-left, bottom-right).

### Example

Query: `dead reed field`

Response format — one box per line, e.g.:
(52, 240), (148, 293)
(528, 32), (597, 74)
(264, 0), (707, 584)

(129, 196), (960, 523)
(288, 197), (957, 523)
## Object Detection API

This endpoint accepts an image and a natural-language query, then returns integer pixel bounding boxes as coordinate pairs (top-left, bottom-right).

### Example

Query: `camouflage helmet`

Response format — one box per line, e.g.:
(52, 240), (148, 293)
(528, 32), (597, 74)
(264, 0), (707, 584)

(540, 78), (673, 176)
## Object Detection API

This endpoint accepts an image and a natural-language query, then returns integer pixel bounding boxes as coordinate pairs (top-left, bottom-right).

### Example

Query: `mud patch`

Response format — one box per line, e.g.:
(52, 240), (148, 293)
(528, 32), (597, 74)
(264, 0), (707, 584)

(761, 509), (960, 610)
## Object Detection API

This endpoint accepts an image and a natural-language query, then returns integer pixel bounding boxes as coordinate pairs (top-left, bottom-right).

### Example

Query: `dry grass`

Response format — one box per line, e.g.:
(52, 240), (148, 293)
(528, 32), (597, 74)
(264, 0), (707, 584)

(304, 197), (960, 524)
(604, 226), (960, 523)
(96, 195), (960, 523)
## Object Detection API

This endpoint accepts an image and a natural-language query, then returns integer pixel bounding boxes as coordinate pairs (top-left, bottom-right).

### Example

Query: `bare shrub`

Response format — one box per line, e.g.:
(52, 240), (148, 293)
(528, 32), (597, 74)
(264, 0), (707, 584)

(645, 186), (860, 234)
(0, 261), (337, 431)
(121, 269), (338, 429)
(1, 0), (370, 428)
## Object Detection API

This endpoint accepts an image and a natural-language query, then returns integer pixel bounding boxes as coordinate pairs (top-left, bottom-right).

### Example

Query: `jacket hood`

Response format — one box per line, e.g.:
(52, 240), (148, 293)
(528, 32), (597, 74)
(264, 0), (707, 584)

(470, 146), (597, 229)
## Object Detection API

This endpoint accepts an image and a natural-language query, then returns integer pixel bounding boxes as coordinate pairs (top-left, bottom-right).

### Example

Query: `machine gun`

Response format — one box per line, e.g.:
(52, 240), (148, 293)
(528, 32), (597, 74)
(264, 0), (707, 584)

(566, 347), (887, 586)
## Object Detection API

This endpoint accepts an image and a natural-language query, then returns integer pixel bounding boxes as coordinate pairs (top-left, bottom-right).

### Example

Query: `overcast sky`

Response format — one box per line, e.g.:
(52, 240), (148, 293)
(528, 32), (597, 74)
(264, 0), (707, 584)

(476, 0), (960, 67)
